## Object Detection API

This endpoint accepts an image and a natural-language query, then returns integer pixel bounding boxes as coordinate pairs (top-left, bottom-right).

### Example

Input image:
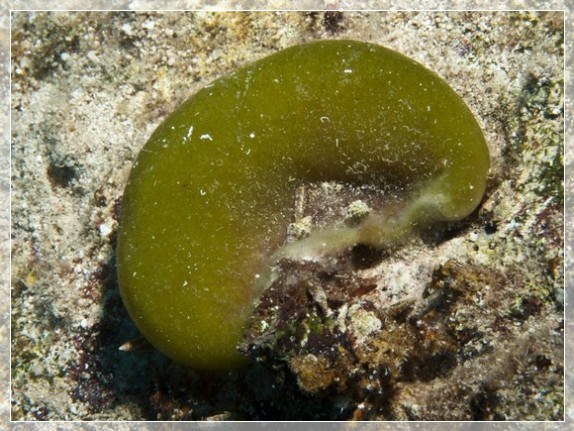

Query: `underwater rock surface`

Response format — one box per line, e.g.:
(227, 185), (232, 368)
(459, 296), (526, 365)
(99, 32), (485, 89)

(10, 10), (565, 421)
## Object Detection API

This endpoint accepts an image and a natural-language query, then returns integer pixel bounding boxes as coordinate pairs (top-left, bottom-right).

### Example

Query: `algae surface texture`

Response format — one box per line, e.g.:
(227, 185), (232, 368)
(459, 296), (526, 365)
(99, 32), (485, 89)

(11, 11), (564, 421)
(117, 39), (489, 372)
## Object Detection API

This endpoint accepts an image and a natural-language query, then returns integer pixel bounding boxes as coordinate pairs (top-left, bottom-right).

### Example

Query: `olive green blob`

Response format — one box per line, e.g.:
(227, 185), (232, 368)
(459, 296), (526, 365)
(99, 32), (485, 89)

(117, 40), (489, 371)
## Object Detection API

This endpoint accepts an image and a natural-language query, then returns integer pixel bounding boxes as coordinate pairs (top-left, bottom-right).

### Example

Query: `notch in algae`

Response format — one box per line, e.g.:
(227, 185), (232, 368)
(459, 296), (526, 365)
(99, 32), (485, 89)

(117, 40), (489, 371)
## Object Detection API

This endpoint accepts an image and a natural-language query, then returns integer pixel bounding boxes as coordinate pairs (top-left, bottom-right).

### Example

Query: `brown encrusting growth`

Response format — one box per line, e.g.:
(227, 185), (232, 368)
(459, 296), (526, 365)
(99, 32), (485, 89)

(240, 250), (563, 420)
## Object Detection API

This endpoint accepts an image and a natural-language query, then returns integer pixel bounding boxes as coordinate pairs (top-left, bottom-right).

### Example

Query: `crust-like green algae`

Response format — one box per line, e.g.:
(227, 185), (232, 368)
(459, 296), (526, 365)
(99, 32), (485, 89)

(117, 40), (489, 371)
